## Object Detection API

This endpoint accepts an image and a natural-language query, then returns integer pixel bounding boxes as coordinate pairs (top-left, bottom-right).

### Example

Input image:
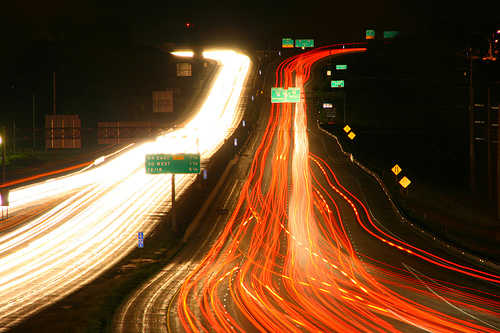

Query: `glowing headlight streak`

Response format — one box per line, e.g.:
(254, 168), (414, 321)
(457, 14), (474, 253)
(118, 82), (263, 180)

(0, 50), (250, 330)
(174, 45), (500, 333)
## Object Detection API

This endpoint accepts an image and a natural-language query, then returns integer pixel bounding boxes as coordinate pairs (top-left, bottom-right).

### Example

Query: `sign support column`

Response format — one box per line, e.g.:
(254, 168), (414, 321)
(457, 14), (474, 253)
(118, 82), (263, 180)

(171, 174), (176, 231)
(145, 153), (201, 231)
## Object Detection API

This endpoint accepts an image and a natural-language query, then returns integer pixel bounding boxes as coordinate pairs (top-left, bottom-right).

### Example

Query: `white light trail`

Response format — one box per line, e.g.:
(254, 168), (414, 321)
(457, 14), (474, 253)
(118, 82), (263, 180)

(0, 50), (250, 331)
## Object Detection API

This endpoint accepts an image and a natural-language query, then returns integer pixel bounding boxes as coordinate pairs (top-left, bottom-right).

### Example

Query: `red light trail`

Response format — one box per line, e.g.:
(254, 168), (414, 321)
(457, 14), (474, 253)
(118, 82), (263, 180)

(174, 46), (500, 332)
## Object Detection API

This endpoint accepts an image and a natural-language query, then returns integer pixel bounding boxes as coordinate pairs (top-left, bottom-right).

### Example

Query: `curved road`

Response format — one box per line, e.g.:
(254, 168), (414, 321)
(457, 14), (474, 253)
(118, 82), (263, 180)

(115, 46), (500, 332)
(0, 50), (250, 332)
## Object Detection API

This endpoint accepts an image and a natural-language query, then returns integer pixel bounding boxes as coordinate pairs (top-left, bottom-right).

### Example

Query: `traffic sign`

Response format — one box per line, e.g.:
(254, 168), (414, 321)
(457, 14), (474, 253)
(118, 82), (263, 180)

(348, 132), (356, 140)
(295, 39), (314, 48)
(145, 153), (201, 174)
(384, 31), (400, 39)
(325, 108), (336, 118)
(282, 38), (294, 48)
(399, 176), (411, 188)
(331, 80), (345, 88)
(138, 239), (144, 248)
(336, 64), (347, 70)
(391, 164), (402, 176)
(138, 232), (144, 240)
(271, 87), (301, 103)
(366, 30), (375, 39)
(343, 125), (351, 133)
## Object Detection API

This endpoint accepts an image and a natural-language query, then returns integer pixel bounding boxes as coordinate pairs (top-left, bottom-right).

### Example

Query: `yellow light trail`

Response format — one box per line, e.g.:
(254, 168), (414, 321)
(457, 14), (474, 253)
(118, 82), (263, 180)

(0, 50), (250, 331)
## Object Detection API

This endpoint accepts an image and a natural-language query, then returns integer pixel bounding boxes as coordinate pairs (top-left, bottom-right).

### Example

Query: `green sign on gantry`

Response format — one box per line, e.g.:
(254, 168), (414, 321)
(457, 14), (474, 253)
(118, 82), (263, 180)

(331, 80), (345, 88)
(271, 87), (301, 103)
(282, 38), (294, 48)
(295, 39), (314, 48)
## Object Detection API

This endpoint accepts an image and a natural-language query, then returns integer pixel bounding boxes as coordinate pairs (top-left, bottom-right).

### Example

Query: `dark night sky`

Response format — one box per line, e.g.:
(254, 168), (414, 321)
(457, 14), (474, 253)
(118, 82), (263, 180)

(3, 1), (500, 49)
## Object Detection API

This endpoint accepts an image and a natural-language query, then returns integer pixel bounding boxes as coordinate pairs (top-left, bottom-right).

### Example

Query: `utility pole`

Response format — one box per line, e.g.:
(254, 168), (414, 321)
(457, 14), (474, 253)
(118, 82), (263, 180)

(487, 90), (492, 199)
(469, 49), (476, 194)
(53, 70), (56, 116)
(497, 104), (500, 219)
(2, 126), (5, 185)
(1, 127), (5, 219)
(53, 71), (57, 160)
(33, 93), (36, 149)
(344, 90), (347, 123)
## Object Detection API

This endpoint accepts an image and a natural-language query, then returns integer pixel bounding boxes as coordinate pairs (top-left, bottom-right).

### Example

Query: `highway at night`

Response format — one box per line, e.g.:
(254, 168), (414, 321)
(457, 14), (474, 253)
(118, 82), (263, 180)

(0, 50), (250, 331)
(116, 46), (500, 332)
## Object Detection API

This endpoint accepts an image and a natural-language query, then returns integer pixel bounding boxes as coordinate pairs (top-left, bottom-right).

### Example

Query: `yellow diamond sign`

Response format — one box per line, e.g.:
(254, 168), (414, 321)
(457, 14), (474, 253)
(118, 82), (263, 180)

(348, 131), (356, 140)
(399, 176), (411, 188)
(391, 164), (402, 176)
(343, 125), (351, 133)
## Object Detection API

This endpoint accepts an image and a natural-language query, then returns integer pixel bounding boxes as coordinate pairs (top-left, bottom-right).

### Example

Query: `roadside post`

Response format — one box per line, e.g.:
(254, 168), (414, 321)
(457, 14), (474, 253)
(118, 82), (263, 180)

(138, 232), (144, 259)
(399, 176), (411, 196)
(391, 164), (402, 185)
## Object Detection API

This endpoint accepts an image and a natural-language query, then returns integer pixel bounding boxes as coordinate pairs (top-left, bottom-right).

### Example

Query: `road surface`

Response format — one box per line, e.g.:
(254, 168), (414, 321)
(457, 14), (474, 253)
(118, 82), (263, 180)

(0, 50), (250, 331)
(116, 46), (500, 332)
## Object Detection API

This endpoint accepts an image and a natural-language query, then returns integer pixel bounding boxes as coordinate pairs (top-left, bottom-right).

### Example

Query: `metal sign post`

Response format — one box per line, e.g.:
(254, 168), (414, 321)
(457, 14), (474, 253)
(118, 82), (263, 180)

(171, 174), (176, 231)
(145, 153), (200, 231)
(138, 231), (144, 259)
(391, 164), (402, 185)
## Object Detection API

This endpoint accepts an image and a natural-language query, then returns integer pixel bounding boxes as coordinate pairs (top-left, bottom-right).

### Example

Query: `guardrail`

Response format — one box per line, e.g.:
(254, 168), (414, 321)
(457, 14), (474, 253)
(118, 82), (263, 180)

(317, 122), (500, 274)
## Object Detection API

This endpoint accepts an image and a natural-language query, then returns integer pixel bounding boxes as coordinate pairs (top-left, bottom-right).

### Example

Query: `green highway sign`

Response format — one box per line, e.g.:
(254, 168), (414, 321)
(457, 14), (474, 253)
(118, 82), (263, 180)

(331, 80), (345, 88)
(145, 153), (201, 174)
(336, 64), (347, 70)
(384, 31), (400, 38)
(282, 38), (294, 48)
(271, 87), (301, 103)
(366, 30), (375, 39)
(295, 39), (314, 48)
